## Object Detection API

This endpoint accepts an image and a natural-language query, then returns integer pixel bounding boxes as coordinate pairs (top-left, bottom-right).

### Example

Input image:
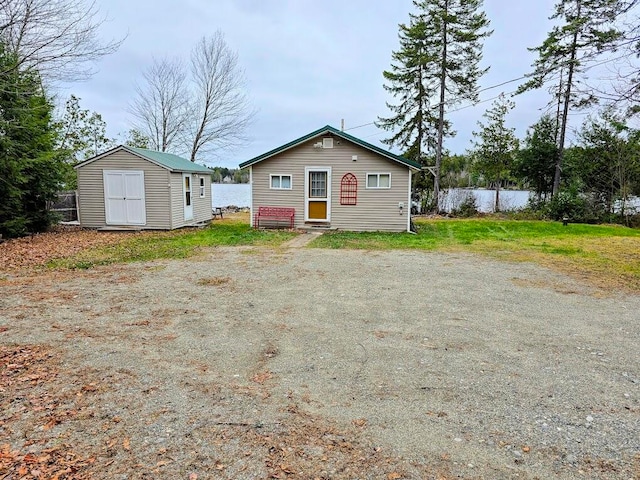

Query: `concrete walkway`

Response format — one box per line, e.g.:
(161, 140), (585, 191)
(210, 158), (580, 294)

(282, 232), (323, 248)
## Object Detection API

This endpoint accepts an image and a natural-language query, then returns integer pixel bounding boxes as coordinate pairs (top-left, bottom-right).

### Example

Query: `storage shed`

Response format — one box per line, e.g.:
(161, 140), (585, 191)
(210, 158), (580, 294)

(75, 145), (212, 230)
(240, 125), (421, 232)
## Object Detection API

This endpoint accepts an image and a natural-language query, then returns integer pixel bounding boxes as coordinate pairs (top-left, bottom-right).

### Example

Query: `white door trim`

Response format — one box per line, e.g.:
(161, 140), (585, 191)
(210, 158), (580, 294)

(407, 170), (412, 232)
(183, 173), (193, 221)
(304, 166), (331, 222)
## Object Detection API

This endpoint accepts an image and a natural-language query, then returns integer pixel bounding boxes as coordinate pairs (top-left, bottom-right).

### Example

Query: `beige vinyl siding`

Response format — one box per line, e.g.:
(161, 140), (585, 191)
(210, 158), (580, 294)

(169, 173), (186, 228)
(251, 138), (411, 232)
(193, 174), (212, 223)
(169, 173), (213, 228)
(76, 151), (171, 229)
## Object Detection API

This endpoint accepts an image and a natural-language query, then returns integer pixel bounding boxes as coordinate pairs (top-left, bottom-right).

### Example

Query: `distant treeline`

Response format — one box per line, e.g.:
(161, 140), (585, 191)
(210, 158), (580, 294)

(210, 167), (249, 184)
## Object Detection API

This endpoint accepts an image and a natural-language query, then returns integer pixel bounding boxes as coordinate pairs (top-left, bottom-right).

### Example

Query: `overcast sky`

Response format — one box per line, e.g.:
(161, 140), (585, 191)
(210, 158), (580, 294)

(64, 0), (570, 168)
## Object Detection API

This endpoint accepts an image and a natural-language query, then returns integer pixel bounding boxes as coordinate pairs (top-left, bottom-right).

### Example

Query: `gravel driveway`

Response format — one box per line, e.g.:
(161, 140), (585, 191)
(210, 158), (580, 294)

(1, 246), (639, 479)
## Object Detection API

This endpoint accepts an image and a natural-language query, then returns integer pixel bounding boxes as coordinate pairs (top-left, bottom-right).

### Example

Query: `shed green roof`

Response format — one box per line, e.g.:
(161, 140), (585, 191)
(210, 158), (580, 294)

(75, 145), (212, 174)
(126, 147), (212, 173)
(239, 125), (421, 170)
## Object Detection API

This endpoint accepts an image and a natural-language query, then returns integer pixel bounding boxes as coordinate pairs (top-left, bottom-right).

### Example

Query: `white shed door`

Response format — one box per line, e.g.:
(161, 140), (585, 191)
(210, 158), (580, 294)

(183, 173), (193, 220)
(103, 171), (146, 225)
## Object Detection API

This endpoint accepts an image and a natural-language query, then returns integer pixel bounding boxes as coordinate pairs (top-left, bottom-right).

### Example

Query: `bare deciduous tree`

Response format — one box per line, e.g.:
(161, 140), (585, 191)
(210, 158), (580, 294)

(129, 58), (188, 152)
(0, 0), (121, 81)
(129, 32), (253, 161)
(188, 32), (253, 162)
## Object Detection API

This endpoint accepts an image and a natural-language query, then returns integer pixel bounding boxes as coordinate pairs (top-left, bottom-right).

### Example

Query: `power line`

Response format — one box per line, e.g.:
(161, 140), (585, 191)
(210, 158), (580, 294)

(344, 121), (376, 131)
(346, 49), (634, 140)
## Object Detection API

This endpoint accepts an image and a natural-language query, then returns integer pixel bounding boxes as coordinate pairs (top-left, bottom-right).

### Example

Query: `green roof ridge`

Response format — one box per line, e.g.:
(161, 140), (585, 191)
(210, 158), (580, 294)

(239, 125), (420, 170)
(127, 146), (211, 173)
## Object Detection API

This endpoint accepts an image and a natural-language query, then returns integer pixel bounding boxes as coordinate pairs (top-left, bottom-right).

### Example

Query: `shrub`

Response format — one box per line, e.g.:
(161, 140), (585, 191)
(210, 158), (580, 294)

(451, 193), (478, 217)
(547, 190), (588, 221)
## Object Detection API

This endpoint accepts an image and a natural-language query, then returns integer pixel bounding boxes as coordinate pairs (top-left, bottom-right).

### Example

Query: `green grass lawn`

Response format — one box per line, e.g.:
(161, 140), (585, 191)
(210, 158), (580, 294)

(311, 219), (640, 250)
(309, 219), (640, 292)
(49, 218), (296, 270)
(48, 215), (640, 292)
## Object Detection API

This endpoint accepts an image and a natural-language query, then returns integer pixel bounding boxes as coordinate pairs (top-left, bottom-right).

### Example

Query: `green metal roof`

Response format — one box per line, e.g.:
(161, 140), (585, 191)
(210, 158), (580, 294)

(239, 125), (421, 170)
(74, 145), (212, 173)
(126, 146), (212, 173)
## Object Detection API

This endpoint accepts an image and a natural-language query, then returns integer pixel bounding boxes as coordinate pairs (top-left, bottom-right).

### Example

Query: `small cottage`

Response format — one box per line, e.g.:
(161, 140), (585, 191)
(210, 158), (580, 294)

(239, 125), (421, 232)
(75, 145), (212, 230)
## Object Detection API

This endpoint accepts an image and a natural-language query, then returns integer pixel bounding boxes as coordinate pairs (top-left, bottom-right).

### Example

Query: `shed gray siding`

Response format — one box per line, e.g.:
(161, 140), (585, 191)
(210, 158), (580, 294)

(251, 138), (411, 232)
(76, 151), (172, 229)
(193, 174), (212, 223)
(169, 173), (212, 229)
(76, 150), (213, 230)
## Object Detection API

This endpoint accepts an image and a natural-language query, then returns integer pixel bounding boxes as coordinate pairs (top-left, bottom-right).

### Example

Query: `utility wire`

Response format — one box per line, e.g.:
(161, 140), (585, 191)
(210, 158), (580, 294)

(346, 49), (634, 138)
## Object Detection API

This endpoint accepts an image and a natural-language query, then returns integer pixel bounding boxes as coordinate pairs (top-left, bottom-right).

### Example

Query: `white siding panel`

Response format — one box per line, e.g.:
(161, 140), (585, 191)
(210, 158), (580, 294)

(252, 138), (411, 231)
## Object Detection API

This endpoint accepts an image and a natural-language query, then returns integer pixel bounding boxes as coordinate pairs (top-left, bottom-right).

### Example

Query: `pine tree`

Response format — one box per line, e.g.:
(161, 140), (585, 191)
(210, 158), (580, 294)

(0, 43), (65, 238)
(421, 0), (491, 211)
(379, 0), (491, 211)
(517, 0), (628, 196)
(377, 15), (440, 166)
(470, 95), (519, 213)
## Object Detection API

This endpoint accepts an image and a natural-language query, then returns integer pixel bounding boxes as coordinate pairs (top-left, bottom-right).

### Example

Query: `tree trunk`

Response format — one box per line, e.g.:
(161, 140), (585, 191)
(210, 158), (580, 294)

(434, 0), (449, 213)
(495, 181), (501, 212)
(554, 0), (581, 196)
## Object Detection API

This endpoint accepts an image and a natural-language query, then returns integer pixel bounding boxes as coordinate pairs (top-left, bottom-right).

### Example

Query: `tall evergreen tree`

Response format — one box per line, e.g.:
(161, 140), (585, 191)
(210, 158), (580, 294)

(420, 0), (491, 211)
(378, 0), (491, 211)
(377, 15), (440, 167)
(517, 0), (628, 196)
(0, 43), (65, 238)
(470, 95), (519, 212)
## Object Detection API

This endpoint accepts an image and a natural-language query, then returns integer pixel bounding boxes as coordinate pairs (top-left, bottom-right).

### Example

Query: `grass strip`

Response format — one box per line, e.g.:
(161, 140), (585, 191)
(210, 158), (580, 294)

(48, 219), (296, 269)
(309, 219), (640, 292)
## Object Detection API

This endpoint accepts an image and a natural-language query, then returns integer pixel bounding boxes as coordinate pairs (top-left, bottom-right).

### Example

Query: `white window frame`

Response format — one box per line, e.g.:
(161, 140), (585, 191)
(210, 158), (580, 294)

(366, 172), (392, 189)
(322, 137), (334, 149)
(199, 177), (206, 198)
(270, 174), (292, 190)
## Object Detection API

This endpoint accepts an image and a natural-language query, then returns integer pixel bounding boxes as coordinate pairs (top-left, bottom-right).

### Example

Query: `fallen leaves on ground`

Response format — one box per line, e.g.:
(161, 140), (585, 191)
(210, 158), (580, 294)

(0, 226), (129, 272)
(0, 344), (458, 479)
(251, 370), (274, 384)
(0, 345), (95, 479)
(0, 444), (95, 480)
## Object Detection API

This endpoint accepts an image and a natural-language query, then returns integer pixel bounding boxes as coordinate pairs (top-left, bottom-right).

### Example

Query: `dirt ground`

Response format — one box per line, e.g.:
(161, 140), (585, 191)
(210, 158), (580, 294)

(1, 246), (639, 479)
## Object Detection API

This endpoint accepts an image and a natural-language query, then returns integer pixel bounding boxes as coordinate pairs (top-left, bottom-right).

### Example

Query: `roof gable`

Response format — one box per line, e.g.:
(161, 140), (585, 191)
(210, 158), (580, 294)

(75, 145), (212, 174)
(239, 125), (421, 170)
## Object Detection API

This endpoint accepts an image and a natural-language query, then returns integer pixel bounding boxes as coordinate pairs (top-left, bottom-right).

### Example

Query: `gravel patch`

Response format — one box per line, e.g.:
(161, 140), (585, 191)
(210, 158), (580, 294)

(1, 247), (639, 479)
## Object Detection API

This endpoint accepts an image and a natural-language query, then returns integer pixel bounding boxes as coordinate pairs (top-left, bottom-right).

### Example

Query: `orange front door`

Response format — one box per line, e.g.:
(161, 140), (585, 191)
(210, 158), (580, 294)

(308, 201), (327, 219)
(305, 168), (330, 222)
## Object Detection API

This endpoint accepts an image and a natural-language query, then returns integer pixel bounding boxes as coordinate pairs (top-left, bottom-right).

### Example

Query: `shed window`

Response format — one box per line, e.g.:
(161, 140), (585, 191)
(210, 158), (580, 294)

(340, 173), (357, 205)
(322, 137), (334, 149)
(270, 174), (292, 189)
(199, 177), (205, 198)
(366, 173), (391, 189)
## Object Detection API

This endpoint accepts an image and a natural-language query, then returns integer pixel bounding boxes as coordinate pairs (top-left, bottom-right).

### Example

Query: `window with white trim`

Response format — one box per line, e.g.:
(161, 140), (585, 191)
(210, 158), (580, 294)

(199, 177), (205, 197)
(270, 174), (292, 189)
(322, 137), (334, 149)
(366, 173), (391, 189)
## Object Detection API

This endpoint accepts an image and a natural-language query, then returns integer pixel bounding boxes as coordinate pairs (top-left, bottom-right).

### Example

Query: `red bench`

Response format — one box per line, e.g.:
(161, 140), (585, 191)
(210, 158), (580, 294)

(254, 206), (295, 229)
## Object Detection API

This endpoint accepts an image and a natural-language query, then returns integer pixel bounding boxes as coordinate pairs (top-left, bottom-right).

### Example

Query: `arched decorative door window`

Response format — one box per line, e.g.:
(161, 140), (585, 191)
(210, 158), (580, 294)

(340, 173), (357, 205)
